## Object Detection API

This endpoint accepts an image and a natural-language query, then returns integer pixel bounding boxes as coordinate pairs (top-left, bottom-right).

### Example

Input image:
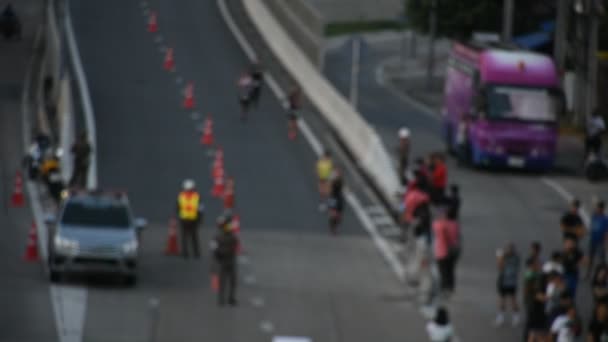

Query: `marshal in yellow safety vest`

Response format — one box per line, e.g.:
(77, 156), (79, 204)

(178, 191), (200, 221)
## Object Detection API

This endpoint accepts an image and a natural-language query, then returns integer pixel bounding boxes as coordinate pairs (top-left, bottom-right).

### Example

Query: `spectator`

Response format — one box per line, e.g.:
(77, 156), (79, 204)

(0, 3), (21, 40)
(402, 178), (430, 242)
(586, 109), (606, 158)
(432, 207), (460, 296)
(550, 305), (581, 342)
(592, 264), (608, 304)
(426, 307), (454, 342)
(397, 127), (411, 185)
(445, 184), (461, 220)
(588, 302), (608, 342)
(525, 261), (549, 342)
(248, 62), (263, 108)
(545, 273), (568, 324)
(69, 132), (91, 188)
(588, 200), (608, 277)
(543, 251), (564, 275)
(495, 243), (521, 326)
(523, 257), (543, 340)
(430, 153), (448, 204)
(527, 241), (543, 266)
(562, 237), (585, 297)
(560, 199), (586, 245)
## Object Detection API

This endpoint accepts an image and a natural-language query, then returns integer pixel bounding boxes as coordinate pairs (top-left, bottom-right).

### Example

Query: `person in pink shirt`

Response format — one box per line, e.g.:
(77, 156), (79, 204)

(402, 176), (430, 242)
(433, 207), (460, 296)
(430, 153), (448, 204)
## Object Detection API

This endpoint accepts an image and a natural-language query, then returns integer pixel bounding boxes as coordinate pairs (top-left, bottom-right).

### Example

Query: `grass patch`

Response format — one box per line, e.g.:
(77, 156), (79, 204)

(325, 20), (407, 37)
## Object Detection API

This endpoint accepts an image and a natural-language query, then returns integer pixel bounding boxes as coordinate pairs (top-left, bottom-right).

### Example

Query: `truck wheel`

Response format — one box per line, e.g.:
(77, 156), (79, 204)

(50, 270), (61, 283)
(125, 275), (137, 287)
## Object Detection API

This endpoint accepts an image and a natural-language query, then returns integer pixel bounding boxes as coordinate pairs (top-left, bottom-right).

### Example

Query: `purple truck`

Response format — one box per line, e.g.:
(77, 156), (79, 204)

(442, 42), (563, 170)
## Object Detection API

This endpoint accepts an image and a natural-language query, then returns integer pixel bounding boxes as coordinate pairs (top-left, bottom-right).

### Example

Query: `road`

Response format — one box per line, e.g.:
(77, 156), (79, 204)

(323, 34), (600, 340)
(67, 1), (428, 341)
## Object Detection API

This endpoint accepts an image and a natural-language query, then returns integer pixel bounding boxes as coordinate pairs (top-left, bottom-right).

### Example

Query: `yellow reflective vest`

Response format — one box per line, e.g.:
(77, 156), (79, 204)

(178, 191), (200, 220)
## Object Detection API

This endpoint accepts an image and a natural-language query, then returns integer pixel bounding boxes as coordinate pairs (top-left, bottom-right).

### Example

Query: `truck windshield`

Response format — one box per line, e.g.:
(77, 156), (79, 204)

(485, 86), (557, 122)
(61, 200), (130, 228)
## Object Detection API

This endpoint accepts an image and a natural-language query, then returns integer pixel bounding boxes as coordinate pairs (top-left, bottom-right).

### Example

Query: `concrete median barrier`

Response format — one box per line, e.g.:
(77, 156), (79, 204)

(243, 0), (401, 207)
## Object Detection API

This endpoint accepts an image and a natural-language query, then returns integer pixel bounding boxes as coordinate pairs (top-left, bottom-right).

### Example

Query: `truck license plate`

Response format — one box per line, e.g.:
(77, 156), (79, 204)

(508, 157), (525, 168)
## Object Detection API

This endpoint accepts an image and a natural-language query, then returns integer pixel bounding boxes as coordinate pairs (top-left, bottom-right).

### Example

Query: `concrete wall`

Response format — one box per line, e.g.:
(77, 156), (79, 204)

(263, 0), (325, 67)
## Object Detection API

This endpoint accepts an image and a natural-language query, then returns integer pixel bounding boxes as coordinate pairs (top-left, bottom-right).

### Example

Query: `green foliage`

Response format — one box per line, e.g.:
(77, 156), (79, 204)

(405, 0), (554, 40)
(324, 20), (407, 37)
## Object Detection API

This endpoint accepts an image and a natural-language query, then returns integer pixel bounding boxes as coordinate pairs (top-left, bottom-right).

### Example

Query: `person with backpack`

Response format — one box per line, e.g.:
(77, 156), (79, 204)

(211, 214), (240, 306)
(432, 206), (460, 297)
(494, 243), (521, 327)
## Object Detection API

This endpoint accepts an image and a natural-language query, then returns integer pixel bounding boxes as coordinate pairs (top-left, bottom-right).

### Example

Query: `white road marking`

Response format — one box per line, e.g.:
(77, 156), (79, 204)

(191, 112), (201, 120)
(244, 274), (257, 285)
(238, 255), (251, 265)
(379, 225), (402, 237)
(175, 76), (183, 85)
(140, 1), (149, 9)
(260, 320), (275, 333)
(22, 26), (88, 342)
(65, 12), (98, 189)
(250, 296), (265, 308)
(50, 286), (87, 342)
(273, 337), (312, 342)
(365, 205), (387, 215)
(142, 8), (150, 16)
(370, 215), (395, 227)
(159, 45), (167, 53)
(154, 35), (164, 44)
(541, 177), (591, 226)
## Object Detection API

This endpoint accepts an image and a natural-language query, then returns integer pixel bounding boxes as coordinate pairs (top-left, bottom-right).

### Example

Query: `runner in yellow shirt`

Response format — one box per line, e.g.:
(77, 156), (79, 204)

(316, 150), (333, 211)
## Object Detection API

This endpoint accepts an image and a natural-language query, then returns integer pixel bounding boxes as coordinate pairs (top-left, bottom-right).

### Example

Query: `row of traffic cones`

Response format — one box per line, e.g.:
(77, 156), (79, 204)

(147, 9), (243, 262)
(10, 171), (37, 262)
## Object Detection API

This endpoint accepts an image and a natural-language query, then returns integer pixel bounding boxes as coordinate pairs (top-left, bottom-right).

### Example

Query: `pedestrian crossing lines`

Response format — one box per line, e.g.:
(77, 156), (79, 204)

(365, 205), (401, 238)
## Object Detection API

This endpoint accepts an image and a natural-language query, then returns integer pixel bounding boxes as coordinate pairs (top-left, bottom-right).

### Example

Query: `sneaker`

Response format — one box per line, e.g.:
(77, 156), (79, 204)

(494, 312), (505, 326)
(511, 313), (520, 327)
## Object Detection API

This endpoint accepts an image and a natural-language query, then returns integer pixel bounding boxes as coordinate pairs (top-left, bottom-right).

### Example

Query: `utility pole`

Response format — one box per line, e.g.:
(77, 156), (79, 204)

(502, 0), (514, 43)
(426, 0), (437, 90)
(586, 0), (599, 117)
(554, 0), (570, 72)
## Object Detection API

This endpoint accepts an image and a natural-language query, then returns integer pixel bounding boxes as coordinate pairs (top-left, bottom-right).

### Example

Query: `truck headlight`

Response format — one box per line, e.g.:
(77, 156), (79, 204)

(54, 236), (79, 254)
(122, 240), (138, 255)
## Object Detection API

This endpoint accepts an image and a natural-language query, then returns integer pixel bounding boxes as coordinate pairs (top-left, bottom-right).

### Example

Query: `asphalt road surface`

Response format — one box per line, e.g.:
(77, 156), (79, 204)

(323, 35), (600, 340)
(67, 1), (429, 341)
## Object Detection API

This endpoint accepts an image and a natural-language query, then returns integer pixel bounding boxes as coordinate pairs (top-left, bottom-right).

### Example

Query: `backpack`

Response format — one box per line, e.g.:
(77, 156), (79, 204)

(214, 232), (237, 262)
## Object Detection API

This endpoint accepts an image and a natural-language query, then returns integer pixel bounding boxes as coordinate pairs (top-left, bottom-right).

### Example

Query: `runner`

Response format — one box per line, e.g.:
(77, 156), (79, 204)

(316, 150), (333, 211)
(237, 72), (253, 121)
(286, 85), (302, 140)
(327, 168), (344, 235)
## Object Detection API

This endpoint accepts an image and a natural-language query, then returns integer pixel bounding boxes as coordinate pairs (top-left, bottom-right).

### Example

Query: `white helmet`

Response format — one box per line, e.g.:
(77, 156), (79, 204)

(399, 127), (410, 138)
(183, 179), (195, 190)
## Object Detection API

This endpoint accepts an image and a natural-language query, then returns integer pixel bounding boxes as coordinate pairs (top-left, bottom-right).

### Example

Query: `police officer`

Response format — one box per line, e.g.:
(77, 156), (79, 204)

(212, 213), (239, 306)
(176, 179), (204, 259)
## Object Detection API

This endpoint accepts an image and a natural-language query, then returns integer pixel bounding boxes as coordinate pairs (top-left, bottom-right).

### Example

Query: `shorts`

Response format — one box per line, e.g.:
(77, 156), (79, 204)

(498, 285), (517, 297)
(328, 197), (344, 212)
(287, 111), (298, 120)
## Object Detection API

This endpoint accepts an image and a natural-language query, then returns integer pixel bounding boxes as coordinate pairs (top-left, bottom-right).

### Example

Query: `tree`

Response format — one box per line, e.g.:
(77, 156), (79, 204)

(405, 0), (554, 40)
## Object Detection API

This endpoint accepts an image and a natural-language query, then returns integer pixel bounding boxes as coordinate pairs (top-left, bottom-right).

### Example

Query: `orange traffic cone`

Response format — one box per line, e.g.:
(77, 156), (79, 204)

(212, 171), (225, 198)
(211, 272), (220, 292)
(163, 47), (175, 71)
(231, 214), (241, 234)
(164, 218), (180, 256)
(183, 82), (195, 109)
(11, 171), (25, 208)
(200, 117), (214, 146)
(212, 160), (224, 180)
(23, 222), (39, 262)
(148, 11), (158, 33)
(223, 178), (235, 209)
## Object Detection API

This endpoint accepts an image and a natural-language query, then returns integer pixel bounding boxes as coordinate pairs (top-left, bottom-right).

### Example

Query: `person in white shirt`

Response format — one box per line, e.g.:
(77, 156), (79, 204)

(550, 305), (580, 342)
